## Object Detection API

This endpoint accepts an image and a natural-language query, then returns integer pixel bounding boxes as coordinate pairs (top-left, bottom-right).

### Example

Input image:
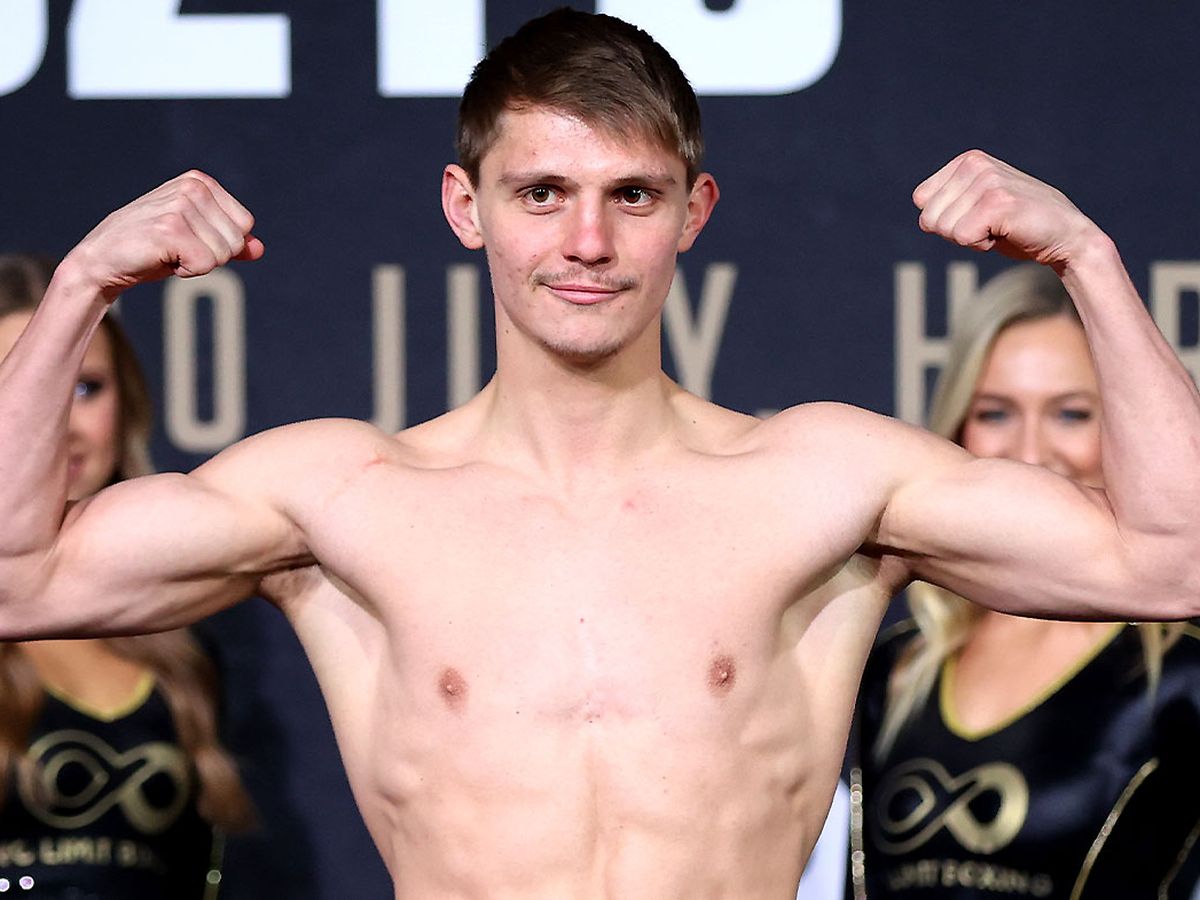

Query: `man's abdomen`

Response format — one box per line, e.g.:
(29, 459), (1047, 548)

(367, 666), (822, 900)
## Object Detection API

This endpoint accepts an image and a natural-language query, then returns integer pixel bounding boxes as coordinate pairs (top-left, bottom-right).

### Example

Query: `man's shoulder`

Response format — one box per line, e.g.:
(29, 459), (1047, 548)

(670, 399), (874, 452)
(768, 400), (890, 428)
(194, 417), (400, 493)
(742, 401), (918, 457)
(226, 417), (395, 462)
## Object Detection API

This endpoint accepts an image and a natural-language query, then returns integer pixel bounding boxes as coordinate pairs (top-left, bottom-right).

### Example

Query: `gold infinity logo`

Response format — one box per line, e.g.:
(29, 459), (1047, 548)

(18, 729), (191, 835)
(872, 758), (1029, 855)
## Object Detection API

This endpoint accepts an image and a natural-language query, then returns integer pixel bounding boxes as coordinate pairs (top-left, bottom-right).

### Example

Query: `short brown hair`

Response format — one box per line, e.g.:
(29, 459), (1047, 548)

(457, 8), (704, 187)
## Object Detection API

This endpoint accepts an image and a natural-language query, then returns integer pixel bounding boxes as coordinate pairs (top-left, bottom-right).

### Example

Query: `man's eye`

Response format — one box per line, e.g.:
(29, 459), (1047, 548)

(617, 187), (651, 206)
(525, 186), (557, 205)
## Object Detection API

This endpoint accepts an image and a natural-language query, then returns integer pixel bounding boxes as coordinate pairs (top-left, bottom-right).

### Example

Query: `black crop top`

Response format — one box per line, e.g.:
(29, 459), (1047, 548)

(852, 623), (1200, 899)
(0, 677), (215, 899)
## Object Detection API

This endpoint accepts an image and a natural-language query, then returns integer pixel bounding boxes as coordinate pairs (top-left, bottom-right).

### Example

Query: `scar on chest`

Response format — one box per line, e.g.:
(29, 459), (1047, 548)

(707, 654), (737, 695)
(438, 667), (469, 711)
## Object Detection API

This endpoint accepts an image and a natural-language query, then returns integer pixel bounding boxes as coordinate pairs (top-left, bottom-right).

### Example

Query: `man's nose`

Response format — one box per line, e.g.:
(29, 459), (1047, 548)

(560, 199), (615, 266)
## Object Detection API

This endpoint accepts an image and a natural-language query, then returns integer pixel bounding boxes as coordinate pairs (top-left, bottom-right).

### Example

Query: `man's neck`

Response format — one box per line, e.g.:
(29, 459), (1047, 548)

(477, 340), (680, 490)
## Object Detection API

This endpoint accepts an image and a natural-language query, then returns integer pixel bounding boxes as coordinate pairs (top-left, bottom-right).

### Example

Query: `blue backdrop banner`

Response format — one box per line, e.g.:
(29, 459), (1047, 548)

(3, 3), (1198, 897)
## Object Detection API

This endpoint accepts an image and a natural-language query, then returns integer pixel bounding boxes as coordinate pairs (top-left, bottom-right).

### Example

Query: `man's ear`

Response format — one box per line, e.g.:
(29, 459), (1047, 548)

(677, 173), (720, 253)
(442, 164), (484, 250)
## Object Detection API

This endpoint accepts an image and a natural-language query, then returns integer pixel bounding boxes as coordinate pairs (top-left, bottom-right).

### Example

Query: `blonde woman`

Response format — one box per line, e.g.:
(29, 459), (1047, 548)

(851, 264), (1200, 899)
(0, 255), (254, 897)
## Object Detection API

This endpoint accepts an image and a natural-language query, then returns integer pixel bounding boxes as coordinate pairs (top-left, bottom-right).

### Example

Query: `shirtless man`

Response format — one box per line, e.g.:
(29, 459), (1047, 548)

(2, 9), (1199, 899)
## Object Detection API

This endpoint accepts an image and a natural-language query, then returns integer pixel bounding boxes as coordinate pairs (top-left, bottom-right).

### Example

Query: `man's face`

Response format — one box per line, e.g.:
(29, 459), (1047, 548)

(444, 107), (717, 366)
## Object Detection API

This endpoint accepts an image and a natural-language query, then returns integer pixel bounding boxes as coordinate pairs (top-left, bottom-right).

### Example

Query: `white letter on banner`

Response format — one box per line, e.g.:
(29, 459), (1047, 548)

(0, 1), (48, 96)
(164, 271), (247, 452)
(371, 265), (408, 433)
(447, 264), (482, 410)
(663, 264), (736, 400)
(378, 0), (484, 97)
(893, 262), (978, 424)
(68, 0), (290, 99)
(597, 0), (841, 95)
(1151, 262), (1200, 384)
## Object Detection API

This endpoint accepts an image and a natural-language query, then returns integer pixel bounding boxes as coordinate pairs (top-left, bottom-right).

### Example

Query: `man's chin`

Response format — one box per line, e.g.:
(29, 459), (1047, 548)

(541, 336), (624, 367)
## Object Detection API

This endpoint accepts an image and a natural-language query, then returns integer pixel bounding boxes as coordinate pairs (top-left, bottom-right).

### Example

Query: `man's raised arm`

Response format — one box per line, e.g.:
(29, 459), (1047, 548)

(875, 150), (1200, 620)
(0, 173), (304, 640)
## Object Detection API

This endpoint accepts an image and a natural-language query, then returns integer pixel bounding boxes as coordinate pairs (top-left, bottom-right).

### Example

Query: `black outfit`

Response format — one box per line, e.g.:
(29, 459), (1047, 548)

(0, 679), (216, 900)
(852, 622), (1200, 899)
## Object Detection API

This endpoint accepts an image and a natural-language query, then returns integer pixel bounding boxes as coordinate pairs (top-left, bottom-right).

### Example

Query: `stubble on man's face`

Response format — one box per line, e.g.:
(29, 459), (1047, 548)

(524, 266), (642, 365)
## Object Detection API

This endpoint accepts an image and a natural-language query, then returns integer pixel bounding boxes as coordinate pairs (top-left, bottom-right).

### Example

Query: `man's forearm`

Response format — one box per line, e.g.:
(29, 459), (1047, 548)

(1061, 230), (1200, 573)
(0, 260), (108, 557)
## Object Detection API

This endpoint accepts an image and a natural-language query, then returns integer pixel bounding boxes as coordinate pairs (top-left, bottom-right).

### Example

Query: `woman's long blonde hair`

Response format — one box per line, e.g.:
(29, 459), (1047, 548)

(0, 254), (255, 831)
(875, 263), (1185, 759)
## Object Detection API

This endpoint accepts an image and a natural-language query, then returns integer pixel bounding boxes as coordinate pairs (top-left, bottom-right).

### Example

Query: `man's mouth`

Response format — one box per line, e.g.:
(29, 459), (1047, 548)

(543, 282), (624, 305)
(540, 277), (643, 309)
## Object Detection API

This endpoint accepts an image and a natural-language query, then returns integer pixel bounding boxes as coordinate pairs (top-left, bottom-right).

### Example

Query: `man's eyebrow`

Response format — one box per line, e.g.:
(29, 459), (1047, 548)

(611, 171), (678, 189)
(496, 171), (577, 188)
(495, 171), (679, 189)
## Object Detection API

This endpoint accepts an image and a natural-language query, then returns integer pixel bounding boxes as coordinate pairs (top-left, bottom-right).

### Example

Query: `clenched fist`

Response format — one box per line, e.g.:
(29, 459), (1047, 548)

(913, 150), (1105, 272)
(60, 171), (264, 304)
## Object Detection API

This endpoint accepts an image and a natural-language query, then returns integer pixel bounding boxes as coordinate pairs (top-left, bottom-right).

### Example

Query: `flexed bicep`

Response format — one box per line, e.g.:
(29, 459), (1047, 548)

(0, 417), (353, 640)
(875, 451), (1159, 622)
(8, 464), (306, 640)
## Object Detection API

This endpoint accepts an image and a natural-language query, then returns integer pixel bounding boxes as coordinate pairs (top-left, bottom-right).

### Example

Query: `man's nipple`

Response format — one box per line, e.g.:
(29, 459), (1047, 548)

(707, 654), (736, 696)
(439, 667), (469, 712)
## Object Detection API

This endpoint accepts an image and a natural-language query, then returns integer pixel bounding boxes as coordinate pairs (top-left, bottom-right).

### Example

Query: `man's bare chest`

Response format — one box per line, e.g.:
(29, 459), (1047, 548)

(320, 465), (821, 614)
(287, 457), (886, 723)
